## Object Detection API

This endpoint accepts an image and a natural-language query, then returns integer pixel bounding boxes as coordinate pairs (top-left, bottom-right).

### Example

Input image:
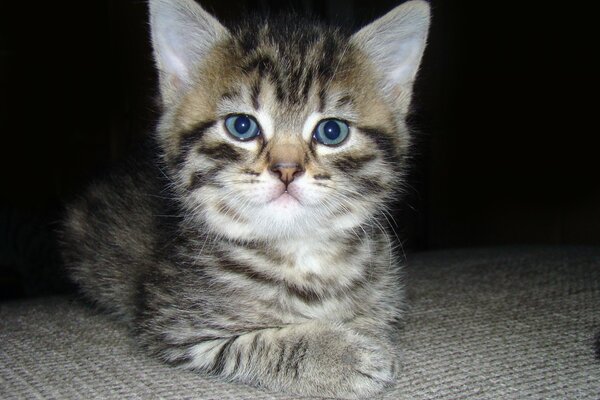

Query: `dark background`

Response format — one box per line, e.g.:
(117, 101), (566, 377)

(1, 0), (598, 299)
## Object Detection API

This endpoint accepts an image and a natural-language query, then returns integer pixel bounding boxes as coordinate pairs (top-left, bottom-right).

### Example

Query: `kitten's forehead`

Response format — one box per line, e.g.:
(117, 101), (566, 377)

(230, 15), (357, 108)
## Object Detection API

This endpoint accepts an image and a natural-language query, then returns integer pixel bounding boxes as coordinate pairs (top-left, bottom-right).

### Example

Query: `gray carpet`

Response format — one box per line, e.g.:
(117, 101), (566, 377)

(1, 247), (599, 399)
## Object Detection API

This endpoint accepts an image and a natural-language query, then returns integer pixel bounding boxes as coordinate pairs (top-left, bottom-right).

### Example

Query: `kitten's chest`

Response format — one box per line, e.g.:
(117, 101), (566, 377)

(272, 238), (369, 288)
(204, 235), (382, 325)
(244, 238), (373, 322)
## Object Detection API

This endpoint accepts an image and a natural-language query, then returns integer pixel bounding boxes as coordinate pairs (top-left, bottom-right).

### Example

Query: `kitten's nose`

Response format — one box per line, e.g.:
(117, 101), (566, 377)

(270, 162), (304, 185)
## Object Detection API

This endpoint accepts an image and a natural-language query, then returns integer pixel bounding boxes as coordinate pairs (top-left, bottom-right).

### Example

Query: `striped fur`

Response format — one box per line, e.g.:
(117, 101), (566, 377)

(60, 0), (430, 398)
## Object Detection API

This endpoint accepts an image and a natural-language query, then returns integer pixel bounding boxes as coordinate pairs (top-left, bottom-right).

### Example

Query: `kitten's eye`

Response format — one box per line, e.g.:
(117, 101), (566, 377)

(313, 119), (349, 146)
(224, 115), (261, 141)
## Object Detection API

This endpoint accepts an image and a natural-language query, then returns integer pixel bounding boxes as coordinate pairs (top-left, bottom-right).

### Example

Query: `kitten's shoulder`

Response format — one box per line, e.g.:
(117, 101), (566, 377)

(61, 137), (169, 273)
(60, 137), (178, 319)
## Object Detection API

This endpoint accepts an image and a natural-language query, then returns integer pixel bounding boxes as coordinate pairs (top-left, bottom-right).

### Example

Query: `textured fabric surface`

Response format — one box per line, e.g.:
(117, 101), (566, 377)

(1, 246), (599, 399)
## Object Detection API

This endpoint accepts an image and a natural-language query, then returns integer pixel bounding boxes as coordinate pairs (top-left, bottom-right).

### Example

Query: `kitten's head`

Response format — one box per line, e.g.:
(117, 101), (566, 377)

(149, 0), (430, 240)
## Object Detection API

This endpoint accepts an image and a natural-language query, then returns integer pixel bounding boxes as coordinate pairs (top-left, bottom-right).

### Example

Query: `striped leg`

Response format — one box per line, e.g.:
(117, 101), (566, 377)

(168, 321), (397, 398)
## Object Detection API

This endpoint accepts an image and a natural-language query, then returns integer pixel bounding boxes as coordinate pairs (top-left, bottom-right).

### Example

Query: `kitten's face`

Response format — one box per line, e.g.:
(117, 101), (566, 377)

(150, 1), (430, 241)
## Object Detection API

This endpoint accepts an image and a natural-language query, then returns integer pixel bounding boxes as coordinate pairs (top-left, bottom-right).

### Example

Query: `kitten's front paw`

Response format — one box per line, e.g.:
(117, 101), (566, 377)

(334, 332), (398, 399)
(294, 325), (398, 399)
(344, 333), (399, 391)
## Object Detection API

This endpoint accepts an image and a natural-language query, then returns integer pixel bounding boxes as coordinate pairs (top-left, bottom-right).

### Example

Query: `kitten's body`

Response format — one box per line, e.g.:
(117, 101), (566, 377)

(61, 1), (430, 398)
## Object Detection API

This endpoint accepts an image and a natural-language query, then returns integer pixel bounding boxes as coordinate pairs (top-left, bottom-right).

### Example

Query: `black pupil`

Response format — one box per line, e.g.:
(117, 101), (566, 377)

(234, 116), (251, 135)
(323, 121), (341, 141)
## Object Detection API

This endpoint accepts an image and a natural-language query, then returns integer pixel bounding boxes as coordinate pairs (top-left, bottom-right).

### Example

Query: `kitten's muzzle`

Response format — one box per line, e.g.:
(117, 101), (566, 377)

(270, 162), (304, 186)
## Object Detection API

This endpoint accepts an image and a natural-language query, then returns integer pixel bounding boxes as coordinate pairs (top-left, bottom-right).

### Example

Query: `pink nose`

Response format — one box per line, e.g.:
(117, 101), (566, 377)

(270, 162), (304, 185)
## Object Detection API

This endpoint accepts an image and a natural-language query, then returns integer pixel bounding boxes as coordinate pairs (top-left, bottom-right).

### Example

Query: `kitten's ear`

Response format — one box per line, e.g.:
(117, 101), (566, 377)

(149, 0), (229, 105)
(351, 0), (430, 108)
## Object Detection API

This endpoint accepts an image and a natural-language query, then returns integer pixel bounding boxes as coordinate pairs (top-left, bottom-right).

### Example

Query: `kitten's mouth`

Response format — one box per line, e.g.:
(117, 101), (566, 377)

(269, 191), (301, 207)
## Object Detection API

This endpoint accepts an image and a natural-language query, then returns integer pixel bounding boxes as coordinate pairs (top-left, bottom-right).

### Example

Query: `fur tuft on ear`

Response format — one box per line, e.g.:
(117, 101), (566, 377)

(352, 0), (430, 107)
(149, 0), (228, 105)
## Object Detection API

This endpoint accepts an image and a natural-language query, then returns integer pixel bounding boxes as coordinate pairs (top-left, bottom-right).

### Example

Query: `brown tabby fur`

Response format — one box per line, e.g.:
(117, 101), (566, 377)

(61, 1), (430, 398)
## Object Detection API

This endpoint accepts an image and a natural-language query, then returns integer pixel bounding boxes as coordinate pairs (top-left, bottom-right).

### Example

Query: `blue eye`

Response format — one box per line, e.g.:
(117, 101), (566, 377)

(313, 119), (350, 146)
(225, 115), (261, 141)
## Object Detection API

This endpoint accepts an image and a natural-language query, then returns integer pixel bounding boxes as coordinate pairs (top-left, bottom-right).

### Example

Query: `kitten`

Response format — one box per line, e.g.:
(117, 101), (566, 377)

(60, 0), (430, 398)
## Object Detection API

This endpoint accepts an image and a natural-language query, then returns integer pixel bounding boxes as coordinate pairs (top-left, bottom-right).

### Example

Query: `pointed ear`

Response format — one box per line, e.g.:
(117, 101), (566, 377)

(351, 0), (430, 108)
(149, 0), (229, 105)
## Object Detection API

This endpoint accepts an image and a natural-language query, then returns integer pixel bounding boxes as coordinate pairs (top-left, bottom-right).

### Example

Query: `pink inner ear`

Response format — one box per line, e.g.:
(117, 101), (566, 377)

(387, 36), (424, 86)
(160, 39), (191, 82)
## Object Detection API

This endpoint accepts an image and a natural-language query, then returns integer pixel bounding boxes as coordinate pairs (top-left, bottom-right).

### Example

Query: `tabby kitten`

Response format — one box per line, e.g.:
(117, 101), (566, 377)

(61, 0), (430, 398)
